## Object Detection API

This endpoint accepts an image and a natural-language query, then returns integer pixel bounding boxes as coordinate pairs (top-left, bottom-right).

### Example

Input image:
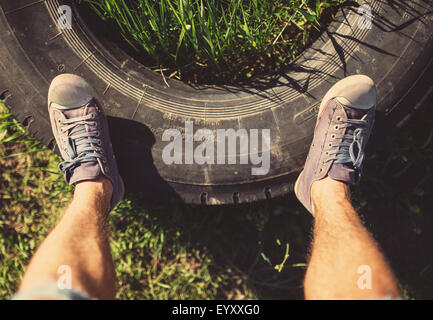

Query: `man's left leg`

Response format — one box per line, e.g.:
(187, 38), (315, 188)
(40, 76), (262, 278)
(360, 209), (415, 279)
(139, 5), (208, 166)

(14, 74), (124, 299)
(17, 177), (116, 300)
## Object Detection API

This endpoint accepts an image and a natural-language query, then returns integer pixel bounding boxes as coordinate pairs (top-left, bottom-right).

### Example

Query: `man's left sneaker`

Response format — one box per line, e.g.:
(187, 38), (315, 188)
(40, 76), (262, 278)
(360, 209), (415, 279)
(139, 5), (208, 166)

(48, 74), (124, 213)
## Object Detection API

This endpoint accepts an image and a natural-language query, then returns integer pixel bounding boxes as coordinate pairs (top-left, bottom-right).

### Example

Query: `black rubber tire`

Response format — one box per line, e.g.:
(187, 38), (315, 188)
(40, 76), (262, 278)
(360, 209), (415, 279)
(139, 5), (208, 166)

(1, 0), (433, 205)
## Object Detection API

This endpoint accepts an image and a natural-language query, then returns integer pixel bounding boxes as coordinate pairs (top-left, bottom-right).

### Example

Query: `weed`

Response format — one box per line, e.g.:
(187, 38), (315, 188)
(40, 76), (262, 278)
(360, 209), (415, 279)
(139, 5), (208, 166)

(80, 0), (347, 83)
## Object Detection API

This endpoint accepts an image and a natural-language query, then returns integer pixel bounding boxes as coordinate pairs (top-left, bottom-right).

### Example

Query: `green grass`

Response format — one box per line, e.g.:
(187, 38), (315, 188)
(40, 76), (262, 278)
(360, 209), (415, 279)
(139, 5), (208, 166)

(0, 102), (308, 299)
(81, 0), (346, 83)
(1, 100), (433, 299)
(0, 103), (73, 296)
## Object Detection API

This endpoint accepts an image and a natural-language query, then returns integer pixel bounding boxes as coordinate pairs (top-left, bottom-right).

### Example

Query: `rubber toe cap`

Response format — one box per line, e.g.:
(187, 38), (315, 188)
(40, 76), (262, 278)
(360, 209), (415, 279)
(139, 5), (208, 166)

(320, 74), (376, 111)
(48, 73), (96, 109)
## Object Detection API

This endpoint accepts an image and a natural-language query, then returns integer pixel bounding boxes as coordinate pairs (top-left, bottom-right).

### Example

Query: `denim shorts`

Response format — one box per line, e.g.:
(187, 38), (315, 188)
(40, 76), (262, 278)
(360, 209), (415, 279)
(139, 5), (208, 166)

(12, 281), (91, 300)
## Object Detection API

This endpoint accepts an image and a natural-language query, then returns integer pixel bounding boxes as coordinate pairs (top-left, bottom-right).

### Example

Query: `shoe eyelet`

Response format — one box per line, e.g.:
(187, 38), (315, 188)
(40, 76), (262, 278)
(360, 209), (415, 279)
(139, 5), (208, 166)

(319, 168), (323, 173)
(336, 116), (342, 121)
(331, 134), (335, 139)
(325, 151), (329, 155)
(334, 125), (339, 130)
(328, 143), (332, 147)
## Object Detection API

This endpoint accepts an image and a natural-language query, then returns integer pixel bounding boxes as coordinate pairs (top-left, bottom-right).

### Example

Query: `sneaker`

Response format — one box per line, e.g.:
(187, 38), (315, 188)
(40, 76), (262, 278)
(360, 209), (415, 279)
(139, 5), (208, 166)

(294, 74), (376, 215)
(48, 74), (124, 213)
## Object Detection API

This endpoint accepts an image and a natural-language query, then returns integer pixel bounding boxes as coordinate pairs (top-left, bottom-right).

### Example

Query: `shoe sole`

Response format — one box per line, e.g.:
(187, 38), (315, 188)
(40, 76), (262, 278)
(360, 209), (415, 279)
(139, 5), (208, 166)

(97, 98), (125, 206)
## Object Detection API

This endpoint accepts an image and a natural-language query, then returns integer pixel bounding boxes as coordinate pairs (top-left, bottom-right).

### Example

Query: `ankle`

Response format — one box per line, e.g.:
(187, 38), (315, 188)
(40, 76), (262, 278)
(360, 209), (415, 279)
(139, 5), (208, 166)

(74, 176), (113, 210)
(311, 177), (351, 214)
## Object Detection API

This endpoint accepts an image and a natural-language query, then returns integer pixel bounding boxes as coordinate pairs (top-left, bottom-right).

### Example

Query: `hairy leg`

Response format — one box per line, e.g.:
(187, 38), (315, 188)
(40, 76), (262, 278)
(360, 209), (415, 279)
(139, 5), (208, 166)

(18, 177), (116, 300)
(304, 177), (401, 300)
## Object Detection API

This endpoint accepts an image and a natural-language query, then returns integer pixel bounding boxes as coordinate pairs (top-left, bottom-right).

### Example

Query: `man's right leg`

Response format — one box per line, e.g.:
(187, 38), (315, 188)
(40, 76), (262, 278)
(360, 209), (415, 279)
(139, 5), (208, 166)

(304, 177), (400, 299)
(295, 75), (401, 299)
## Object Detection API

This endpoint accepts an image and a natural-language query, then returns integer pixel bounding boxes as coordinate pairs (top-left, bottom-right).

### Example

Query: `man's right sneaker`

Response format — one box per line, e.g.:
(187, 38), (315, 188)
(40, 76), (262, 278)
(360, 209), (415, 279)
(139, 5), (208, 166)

(294, 74), (376, 215)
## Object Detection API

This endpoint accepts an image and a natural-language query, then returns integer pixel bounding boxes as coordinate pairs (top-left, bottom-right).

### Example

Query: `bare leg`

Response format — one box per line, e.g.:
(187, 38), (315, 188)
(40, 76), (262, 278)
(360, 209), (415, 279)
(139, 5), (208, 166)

(18, 177), (116, 300)
(304, 177), (401, 300)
